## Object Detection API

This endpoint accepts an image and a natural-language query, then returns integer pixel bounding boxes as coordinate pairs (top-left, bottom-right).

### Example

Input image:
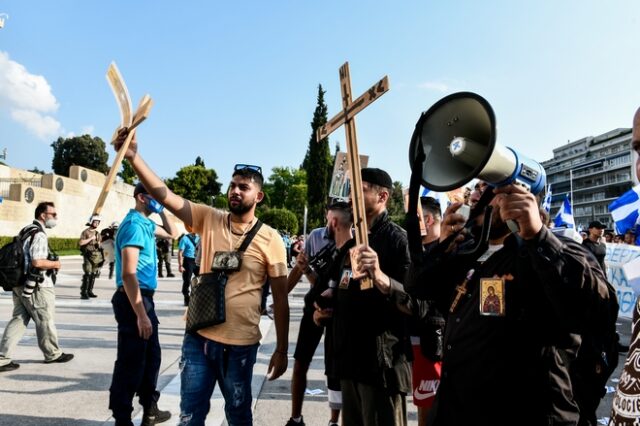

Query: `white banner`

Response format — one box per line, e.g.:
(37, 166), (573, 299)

(606, 243), (640, 319)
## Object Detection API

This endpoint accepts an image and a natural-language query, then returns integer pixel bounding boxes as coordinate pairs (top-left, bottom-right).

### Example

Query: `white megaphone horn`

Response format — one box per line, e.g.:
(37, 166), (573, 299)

(409, 92), (546, 196)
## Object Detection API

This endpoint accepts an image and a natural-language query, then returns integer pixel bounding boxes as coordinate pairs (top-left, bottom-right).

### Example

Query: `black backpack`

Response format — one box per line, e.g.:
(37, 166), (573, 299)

(0, 225), (42, 291)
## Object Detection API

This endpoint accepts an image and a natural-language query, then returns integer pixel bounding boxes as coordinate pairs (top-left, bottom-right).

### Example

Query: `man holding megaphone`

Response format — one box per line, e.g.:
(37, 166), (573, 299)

(404, 93), (613, 426)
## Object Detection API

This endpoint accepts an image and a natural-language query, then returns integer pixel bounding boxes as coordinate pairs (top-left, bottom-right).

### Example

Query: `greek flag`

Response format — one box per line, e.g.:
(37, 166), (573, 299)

(541, 184), (552, 213)
(421, 187), (448, 216)
(553, 194), (575, 228)
(608, 184), (640, 234)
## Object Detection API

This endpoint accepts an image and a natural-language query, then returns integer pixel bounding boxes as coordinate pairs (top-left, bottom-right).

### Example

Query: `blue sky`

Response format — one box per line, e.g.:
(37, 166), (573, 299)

(1, 1), (640, 189)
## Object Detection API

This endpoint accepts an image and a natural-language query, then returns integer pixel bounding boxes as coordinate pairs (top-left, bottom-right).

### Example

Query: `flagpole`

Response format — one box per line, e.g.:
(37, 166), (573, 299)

(569, 169), (574, 204)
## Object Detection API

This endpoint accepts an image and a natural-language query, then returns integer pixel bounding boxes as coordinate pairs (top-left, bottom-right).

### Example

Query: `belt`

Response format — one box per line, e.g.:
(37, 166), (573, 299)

(117, 287), (155, 297)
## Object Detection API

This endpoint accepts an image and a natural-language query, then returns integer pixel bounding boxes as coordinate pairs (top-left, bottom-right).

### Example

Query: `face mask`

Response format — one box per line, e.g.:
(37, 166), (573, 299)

(144, 195), (164, 214)
(45, 218), (57, 229)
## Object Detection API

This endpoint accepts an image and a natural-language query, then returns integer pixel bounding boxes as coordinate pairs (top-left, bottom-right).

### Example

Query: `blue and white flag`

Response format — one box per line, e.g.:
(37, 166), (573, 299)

(421, 187), (448, 216)
(608, 184), (640, 235)
(541, 184), (552, 213)
(553, 194), (575, 228)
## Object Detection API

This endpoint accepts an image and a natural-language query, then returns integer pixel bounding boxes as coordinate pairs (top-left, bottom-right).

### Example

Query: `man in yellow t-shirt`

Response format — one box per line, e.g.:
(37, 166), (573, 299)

(112, 129), (289, 426)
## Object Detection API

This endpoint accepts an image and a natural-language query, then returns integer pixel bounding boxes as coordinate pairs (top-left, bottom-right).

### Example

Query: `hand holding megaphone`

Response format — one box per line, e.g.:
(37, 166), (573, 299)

(493, 184), (543, 240)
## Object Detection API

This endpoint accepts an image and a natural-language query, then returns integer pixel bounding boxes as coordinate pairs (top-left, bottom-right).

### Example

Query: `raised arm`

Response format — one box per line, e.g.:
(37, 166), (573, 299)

(114, 129), (194, 228)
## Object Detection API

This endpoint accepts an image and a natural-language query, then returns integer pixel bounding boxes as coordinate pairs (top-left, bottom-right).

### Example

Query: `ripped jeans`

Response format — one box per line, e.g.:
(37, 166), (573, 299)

(178, 332), (258, 426)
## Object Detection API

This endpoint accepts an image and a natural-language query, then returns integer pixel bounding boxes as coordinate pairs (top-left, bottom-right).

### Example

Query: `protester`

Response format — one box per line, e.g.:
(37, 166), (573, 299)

(109, 182), (177, 426)
(79, 214), (104, 299)
(623, 230), (636, 245)
(113, 129), (289, 426)
(582, 220), (607, 273)
(0, 202), (74, 372)
(178, 231), (199, 306)
(285, 200), (345, 426)
(404, 196), (445, 426)
(610, 106), (640, 424)
(328, 168), (412, 425)
(406, 184), (612, 426)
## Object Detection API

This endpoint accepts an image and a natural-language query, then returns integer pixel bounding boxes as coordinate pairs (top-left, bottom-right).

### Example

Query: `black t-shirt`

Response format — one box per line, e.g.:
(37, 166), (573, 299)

(582, 238), (606, 273)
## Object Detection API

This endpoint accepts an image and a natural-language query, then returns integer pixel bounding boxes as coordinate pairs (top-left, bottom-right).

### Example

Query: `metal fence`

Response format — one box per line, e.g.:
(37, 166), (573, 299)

(0, 178), (42, 199)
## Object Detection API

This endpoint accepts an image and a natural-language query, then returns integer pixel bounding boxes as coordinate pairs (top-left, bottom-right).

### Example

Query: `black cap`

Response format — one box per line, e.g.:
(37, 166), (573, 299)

(588, 220), (606, 229)
(133, 182), (148, 197)
(361, 168), (393, 189)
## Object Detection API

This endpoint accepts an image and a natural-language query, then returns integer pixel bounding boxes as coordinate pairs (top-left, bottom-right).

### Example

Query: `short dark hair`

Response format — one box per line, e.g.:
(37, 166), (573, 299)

(420, 197), (442, 220)
(35, 201), (55, 219)
(232, 168), (264, 189)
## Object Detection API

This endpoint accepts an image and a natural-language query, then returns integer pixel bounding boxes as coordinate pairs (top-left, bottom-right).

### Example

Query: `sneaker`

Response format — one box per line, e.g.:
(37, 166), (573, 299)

(45, 353), (74, 364)
(141, 403), (171, 425)
(286, 417), (305, 426)
(0, 362), (20, 372)
(167, 273), (175, 278)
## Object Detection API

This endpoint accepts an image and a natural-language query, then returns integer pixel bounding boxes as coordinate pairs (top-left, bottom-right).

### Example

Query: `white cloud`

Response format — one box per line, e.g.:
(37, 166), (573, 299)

(80, 125), (95, 135)
(0, 51), (63, 140)
(418, 81), (450, 93)
(11, 109), (62, 140)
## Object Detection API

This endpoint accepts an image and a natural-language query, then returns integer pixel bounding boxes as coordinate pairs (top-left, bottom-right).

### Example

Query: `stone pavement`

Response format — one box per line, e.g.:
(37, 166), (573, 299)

(0, 255), (630, 425)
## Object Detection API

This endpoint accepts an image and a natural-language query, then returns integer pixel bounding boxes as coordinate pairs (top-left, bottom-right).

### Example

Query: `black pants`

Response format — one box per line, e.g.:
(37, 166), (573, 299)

(109, 290), (161, 423)
(181, 257), (198, 297)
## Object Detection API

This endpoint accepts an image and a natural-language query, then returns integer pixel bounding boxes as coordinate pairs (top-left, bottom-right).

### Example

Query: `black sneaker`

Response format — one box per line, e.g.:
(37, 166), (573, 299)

(167, 273), (175, 278)
(141, 403), (171, 425)
(286, 417), (305, 426)
(0, 362), (20, 372)
(45, 353), (74, 364)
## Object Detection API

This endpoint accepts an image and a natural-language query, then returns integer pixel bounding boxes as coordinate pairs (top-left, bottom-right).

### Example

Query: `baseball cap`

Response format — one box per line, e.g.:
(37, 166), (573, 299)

(588, 220), (606, 229)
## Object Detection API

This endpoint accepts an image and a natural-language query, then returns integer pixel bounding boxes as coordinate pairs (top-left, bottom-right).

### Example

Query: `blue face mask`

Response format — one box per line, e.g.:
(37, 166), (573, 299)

(144, 195), (164, 214)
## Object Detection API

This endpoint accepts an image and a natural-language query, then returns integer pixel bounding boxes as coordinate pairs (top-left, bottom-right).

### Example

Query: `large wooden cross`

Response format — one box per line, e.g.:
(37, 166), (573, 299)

(316, 62), (389, 289)
(91, 62), (153, 216)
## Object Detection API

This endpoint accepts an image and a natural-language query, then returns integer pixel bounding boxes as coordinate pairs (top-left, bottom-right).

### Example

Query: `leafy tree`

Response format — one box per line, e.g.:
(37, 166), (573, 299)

(28, 167), (45, 175)
(258, 207), (299, 234)
(166, 164), (222, 204)
(387, 181), (405, 217)
(263, 167), (307, 209)
(213, 194), (229, 209)
(302, 85), (333, 230)
(51, 134), (109, 176)
(195, 156), (205, 167)
(118, 159), (136, 184)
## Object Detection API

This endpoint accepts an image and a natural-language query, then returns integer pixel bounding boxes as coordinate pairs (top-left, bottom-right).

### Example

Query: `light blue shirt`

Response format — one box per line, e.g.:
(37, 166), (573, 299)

(178, 233), (199, 259)
(304, 227), (332, 257)
(115, 209), (158, 290)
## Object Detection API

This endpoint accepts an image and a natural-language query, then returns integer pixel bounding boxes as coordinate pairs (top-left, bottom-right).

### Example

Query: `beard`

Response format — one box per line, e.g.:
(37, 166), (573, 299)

(229, 198), (254, 215)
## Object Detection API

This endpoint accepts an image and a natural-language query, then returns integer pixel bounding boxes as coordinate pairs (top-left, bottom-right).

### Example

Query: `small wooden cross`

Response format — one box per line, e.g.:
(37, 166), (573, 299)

(449, 269), (475, 313)
(91, 62), (153, 216)
(317, 62), (389, 289)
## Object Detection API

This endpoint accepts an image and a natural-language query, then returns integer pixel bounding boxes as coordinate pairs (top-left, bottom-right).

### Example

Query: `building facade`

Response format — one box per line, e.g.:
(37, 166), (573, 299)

(541, 128), (633, 231)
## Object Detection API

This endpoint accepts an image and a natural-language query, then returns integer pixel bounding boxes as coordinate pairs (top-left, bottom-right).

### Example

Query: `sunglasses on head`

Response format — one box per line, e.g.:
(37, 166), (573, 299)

(234, 164), (262, 175)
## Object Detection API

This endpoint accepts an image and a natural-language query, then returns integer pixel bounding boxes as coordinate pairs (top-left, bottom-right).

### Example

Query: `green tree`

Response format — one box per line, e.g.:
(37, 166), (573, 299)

(195, 156), (205, 167)
(387, 180), (406, 226)
(51, 134), (109, 176)
(263, 167), (307, 208)
(118, 159), (136, 184)
(302, 85), (333, 230)
(213, 194), (229, 209)
(258, 207), (299, 234)
(166, 164), (222, 204)
(28, 167), (45, 175)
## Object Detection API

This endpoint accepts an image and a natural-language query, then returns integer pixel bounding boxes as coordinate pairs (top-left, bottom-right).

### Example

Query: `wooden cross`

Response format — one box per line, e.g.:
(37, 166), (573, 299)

(316, 62), (389, 289)
(91, 62), (153, 216)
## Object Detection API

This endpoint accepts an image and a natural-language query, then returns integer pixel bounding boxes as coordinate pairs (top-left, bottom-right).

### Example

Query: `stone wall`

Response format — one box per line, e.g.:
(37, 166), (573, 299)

(0, 164), (186, 238)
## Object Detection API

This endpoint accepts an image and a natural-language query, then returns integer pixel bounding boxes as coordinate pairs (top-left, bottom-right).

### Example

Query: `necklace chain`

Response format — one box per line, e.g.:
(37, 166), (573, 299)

(228, 215), (254, 251)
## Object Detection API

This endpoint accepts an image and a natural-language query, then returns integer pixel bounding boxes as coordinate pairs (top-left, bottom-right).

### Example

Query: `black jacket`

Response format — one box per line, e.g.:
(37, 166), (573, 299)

(330, 211), (412, 393)
(405, 227), (611, 426)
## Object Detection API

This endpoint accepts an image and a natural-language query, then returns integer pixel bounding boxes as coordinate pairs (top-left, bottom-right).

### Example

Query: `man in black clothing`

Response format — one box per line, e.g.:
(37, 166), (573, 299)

(406, 184), (612, 426)
(331, 168), (413, 426)
(582, 220), (607, 274)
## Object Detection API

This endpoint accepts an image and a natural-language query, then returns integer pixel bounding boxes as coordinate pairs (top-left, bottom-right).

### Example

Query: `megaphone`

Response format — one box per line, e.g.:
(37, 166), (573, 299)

(409, 92), (545, 195)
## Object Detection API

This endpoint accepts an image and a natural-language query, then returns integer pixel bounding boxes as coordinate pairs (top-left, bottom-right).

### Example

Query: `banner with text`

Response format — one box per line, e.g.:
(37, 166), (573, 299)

(606, 243), (640, 319)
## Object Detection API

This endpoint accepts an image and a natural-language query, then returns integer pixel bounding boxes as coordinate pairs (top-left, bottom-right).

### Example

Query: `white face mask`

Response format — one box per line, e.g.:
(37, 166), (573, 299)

(44, 218), (57, 229)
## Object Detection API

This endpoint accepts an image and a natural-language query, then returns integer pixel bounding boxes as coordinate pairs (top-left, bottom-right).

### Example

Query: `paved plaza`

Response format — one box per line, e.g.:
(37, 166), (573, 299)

(0, 255), (630, 425)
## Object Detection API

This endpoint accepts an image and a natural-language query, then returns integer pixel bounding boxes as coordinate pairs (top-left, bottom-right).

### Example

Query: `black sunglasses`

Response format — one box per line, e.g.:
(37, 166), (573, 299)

(234, 164), (262, 175)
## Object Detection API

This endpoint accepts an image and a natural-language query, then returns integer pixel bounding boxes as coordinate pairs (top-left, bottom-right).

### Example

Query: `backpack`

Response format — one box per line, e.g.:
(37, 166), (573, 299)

(0, 225), (42, 291)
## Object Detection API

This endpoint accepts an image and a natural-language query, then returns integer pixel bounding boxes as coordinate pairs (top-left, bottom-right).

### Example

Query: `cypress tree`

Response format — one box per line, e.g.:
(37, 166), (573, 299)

(302, 85), (333, 230)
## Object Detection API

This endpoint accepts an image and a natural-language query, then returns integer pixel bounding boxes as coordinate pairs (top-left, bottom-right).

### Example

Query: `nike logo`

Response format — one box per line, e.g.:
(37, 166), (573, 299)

(414, 388), (437, 400)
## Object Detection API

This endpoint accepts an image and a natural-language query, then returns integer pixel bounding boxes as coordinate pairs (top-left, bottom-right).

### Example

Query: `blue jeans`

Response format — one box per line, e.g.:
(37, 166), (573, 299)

(178, 333), (259, 426)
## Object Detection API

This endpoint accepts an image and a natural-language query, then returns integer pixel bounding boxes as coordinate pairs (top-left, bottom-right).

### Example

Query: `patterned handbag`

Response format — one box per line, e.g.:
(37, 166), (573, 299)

(185, 220), (262, 333)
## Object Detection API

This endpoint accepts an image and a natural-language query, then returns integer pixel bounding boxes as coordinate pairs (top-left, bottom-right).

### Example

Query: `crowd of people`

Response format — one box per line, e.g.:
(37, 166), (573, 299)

(1, 108), (640, 426)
